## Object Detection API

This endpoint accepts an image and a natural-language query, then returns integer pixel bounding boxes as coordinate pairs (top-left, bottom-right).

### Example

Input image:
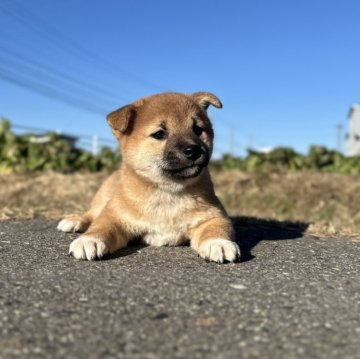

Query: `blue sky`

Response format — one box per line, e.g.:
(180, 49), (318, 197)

(0, 0), (359, 157)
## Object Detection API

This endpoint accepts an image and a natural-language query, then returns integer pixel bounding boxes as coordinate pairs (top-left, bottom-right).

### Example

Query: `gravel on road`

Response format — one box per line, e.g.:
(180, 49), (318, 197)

(0, 219), (359, 359)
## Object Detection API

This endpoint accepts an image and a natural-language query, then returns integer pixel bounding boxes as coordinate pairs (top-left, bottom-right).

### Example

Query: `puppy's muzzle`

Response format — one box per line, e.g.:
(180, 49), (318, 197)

(163, 141), (209, 179)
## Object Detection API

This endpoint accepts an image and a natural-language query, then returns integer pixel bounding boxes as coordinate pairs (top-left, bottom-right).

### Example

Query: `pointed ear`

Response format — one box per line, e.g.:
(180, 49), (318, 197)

(106, 105), (136, 136)
(191, 92), (223, 111)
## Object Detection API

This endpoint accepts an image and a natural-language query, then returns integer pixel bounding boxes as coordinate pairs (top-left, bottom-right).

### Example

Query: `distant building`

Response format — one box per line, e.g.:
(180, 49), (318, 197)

(29, 133), (78, 148)
(347, 104), (360, 156)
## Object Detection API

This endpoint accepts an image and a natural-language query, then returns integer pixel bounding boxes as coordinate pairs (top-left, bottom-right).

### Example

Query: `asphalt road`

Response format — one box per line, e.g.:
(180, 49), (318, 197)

(0, 218), (359, 359)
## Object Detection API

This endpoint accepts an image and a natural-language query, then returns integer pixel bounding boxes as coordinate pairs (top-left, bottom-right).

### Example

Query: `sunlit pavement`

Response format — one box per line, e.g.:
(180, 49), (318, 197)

(0, 219), (359, 359)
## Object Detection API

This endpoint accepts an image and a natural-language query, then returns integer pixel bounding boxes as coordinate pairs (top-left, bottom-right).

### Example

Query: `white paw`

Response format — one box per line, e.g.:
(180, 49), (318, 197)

(69, 235), (109, 260)
(57, 218), (83, 233)
(198, 239), (240, 263)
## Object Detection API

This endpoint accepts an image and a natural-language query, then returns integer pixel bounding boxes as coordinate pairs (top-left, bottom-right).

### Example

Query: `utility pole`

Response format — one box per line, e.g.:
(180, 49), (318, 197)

(92, 135), (99, 156)
(248, 134), (254, 151)
(229, 126), (235, 156)
(336, 123), (343, 152)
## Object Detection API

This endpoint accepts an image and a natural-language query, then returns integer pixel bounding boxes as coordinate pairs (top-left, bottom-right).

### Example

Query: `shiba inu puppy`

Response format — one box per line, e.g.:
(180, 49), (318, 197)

(58, 92), (240, 263)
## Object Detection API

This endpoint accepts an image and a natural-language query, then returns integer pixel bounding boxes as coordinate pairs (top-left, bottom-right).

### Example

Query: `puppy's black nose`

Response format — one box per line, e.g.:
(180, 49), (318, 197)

(183, 145), (202, 161)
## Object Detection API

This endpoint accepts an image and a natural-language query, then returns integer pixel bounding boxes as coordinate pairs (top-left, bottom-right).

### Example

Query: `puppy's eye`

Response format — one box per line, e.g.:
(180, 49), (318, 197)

(151, 130), (167, 140)
(193, 124), (204, 136)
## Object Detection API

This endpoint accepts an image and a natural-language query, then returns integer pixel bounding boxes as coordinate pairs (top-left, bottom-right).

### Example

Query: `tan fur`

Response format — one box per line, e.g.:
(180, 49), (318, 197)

(59, 92), (240, 263)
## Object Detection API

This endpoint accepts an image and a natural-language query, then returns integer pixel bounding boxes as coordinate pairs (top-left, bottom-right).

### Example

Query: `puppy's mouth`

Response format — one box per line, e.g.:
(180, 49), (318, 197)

(162, 144), (210, 180)
(162, 161), (208, 180)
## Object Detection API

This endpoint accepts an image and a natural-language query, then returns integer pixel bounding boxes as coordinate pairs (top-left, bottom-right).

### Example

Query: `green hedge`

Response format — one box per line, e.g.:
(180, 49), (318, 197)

(1, 119), (360, 174)
(0, 120), (120, 173)
(210, 146), (360, 174)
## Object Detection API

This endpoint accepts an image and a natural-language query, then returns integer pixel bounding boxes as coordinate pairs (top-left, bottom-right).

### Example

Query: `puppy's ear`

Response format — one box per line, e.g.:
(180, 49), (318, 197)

(191, 92), (223, 111)
(106, 105), (136, 136)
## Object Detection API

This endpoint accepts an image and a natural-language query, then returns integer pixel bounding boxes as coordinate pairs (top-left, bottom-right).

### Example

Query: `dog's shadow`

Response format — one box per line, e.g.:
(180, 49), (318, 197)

(108, 216), (309, 262)
(232, 216), (309, 262)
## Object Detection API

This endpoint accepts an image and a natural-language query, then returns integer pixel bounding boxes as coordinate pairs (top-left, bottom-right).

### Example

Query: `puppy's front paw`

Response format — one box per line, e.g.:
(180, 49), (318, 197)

(69, 235), (110, 261)
(57, 217), (88, 233)
(198, 239), (240, 263)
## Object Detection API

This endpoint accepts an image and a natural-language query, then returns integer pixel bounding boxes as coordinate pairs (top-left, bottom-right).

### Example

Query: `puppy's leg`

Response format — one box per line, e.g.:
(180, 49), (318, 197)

(57, 212), (92, 233)
(69, 206), (130, 261)
(190, 217), (240, 263)
(59, 171), (120, 233)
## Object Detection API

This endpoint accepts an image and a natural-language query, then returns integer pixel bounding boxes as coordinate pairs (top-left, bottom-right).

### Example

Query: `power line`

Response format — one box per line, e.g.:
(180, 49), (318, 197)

(0, 54), (120, 109)
(0, 0), (167, 92)
(0, 46), (125, 104)
(0, 66), (108, 115)
(210, 111), (238, 129)
(0, 56), (117, 109)
(0, 34), (133, 100)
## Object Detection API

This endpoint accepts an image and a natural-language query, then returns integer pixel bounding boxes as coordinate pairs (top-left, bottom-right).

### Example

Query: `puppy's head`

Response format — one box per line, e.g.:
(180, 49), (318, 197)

(107, 92), (222, 186)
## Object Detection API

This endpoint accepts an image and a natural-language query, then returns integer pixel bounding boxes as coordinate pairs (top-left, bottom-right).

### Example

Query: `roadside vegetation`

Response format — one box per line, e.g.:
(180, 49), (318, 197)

(0, 120), (120, 173)
(1, 119), (359, 238)
(1, 170), (359, 239)
(1, 119), (360, 174)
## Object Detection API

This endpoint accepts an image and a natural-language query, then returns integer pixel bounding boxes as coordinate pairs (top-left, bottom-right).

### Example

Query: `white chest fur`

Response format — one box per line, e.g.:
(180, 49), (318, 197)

(142, 229), (187, 247)
(124, 188), (207, 247)
(142, 189), (195, 246)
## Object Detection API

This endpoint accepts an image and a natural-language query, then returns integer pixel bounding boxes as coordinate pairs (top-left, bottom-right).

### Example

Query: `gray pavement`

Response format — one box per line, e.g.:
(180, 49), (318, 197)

(0, 218), (359, 359)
